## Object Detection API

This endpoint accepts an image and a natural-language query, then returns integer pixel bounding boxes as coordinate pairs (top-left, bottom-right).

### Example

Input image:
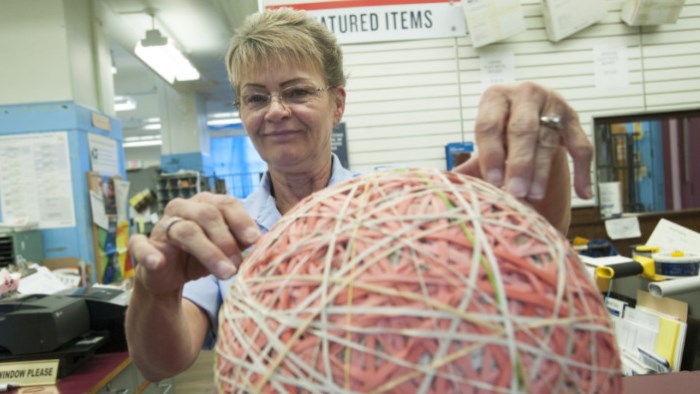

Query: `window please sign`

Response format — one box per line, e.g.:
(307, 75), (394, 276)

(264, 0), (467, 44)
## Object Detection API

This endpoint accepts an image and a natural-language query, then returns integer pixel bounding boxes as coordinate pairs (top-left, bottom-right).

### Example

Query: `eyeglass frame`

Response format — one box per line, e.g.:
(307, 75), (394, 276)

(235, 85), (334, 113)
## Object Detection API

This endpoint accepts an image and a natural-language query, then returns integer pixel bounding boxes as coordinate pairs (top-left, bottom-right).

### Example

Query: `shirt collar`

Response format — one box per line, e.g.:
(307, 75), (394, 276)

(243, 154), (356, 233)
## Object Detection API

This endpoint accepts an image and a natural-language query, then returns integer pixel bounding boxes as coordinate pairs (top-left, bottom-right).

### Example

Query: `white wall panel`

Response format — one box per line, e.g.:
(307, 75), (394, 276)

(349, 120), (462, 140)
(340, 0), (700, 209)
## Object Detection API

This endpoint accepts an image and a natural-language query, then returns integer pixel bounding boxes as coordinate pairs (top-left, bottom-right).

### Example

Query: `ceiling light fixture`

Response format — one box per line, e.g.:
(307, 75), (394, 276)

(143, 123), (161, 131)
(123, 135), (162, 148)
(134, 14), (200, 84)
(207, 111), (242, 127)
(114, 95), (137, 111)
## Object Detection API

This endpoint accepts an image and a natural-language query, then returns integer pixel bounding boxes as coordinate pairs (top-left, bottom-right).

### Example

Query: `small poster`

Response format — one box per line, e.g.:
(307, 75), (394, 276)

(332, 123), (349, 169)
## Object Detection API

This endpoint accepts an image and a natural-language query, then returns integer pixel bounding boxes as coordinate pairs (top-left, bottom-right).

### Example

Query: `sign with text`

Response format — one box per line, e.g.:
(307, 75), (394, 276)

(331, 123), (349, 168)
(264, 0), (466, 44)
(0, 359), (59, 386)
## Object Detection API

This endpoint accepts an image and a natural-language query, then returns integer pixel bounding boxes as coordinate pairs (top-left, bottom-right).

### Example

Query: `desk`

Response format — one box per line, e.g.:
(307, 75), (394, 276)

(623, 371), (700, 393)
(6, 358), (696, 393)
(7, 352), (173, 394)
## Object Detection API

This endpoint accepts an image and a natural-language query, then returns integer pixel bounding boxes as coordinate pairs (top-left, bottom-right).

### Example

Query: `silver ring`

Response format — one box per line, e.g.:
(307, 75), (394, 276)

(162, 216), (184, 239)
(540, 115), (562, 130)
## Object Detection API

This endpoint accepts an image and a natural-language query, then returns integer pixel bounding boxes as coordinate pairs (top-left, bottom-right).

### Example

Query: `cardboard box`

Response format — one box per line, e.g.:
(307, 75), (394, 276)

(462, 0), (526, 48)
(542, 0), (607, 42)
(43, 257), (89, 287)
(621, 0), (686, 26)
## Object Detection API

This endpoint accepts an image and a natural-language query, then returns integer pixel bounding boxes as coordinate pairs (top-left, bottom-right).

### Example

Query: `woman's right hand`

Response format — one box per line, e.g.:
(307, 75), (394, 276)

(127, 192), (261, 296)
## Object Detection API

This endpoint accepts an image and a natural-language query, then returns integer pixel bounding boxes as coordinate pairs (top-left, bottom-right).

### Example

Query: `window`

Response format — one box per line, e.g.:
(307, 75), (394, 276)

(594, 110), (700, 214)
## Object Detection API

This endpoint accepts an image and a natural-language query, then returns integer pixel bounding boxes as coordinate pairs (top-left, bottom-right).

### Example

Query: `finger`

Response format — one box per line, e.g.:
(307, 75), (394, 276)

(452, 156), (482, 178)
(128, 234), (165, 271)
(560, 119), (594, 199)
(189, 193), (260, 247)
(474, 85), (509, 187)
(166, 218), (238, 279)
(503, 84), (546, 197)
(161, 195), (255, 265)
(207, 194), (261, 248)
(527, 128), (561, 200)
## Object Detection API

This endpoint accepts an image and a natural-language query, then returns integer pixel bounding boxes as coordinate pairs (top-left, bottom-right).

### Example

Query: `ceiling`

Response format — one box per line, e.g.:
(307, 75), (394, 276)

(100, 0), (259, 139)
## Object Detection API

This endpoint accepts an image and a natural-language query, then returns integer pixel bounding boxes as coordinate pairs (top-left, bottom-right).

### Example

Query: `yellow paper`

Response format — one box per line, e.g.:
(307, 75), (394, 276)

(655, 317), (680, 369)
(116, 221), (129, 250)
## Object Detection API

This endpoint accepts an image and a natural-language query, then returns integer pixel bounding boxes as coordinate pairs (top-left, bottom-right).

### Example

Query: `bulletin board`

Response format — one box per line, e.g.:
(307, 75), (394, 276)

(87, 172), (134, 283)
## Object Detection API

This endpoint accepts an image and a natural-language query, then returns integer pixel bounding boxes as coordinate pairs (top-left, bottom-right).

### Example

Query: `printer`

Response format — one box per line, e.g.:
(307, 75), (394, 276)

(56, 286), (131, 353)
(0, 294), (90, 355)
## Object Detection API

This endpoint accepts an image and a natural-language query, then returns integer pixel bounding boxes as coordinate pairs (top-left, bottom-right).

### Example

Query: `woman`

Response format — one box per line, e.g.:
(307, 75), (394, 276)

(126, 8), (593, 381)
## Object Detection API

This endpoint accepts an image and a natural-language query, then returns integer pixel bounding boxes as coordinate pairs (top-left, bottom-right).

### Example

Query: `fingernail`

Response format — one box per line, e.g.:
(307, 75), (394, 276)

(229, 254), (242, 266)
(217, 260), (237, 279)
(507, 177), (528, 198)
(144, 254), (160, 269)
(584, 185), (593, 199)
(243, 226), (261, 243)
(528, 182), (545, 200)
(486, 169), (503, 186)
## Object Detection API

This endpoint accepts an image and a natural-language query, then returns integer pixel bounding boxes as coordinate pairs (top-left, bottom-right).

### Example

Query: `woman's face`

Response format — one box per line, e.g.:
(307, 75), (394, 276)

(238, 62), (345, 173)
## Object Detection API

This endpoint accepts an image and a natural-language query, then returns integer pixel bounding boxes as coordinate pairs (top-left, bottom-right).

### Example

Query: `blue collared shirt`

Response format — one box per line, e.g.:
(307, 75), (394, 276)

(182, 154), (357, 347)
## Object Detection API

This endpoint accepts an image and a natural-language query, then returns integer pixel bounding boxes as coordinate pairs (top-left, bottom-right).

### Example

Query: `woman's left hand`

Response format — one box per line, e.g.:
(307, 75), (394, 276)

(454, 82), (594, 232)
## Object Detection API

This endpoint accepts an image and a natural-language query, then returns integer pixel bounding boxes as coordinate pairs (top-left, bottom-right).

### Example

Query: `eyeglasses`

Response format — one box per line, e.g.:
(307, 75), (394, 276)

(237, 85), (331, 112)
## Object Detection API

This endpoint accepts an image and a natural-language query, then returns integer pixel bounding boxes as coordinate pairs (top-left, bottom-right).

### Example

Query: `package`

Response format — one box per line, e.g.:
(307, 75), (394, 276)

(462, 0), (526, 48)
(621, 0), (686, 26)
(542, 0), (607, 42)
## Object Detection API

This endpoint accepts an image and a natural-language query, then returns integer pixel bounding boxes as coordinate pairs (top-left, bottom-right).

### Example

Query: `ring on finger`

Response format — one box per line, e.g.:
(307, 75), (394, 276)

(540, 114), (562, 130)
(162, 216), (184, 239)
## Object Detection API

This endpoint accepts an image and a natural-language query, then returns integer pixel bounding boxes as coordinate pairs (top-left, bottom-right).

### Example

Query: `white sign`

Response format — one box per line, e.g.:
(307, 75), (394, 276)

(594, 44), (630, 90)
(605, 216), (642, 240)
(88, 133), (120, 176)
(264, 0), (466, 44)
(598, 181), (623, 218)
(0, 132), (76, 229)
(114, 179), (130, 222)
(479, 50), (515, 92)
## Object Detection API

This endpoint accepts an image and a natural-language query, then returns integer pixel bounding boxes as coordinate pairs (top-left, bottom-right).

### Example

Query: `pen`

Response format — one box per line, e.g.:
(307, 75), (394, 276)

(0, 383), (19, 392)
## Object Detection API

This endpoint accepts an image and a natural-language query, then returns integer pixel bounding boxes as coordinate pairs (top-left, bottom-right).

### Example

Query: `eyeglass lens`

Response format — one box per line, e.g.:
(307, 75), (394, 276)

(239, 86), (327, 111)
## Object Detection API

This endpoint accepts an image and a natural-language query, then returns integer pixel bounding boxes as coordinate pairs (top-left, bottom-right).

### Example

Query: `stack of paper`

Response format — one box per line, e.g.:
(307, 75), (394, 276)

(621, 0), (686, 26)
(613, 291), (688, 373)
(462, 0), (526, 48)
(541, 0), (607, 42)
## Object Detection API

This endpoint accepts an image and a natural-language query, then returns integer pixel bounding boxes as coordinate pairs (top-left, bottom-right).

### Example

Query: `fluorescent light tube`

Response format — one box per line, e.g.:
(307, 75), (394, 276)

(143, 123), (161, 131)
(207, 118), (242, 126)
(114, 95), (137, 112)
(135, 30), (200, 84)
(123, 135), (162, 148)
(123, 139), (162, 148)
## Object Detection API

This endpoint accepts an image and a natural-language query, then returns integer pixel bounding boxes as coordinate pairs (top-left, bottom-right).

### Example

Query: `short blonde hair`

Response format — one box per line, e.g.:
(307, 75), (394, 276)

(225, 8), (346, 100)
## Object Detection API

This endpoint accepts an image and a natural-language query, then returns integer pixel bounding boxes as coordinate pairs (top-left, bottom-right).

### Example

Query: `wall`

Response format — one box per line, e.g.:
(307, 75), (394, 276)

(124, 145), (162, 168)
(0, 0), (113, 112)
(0, 0), (73, 104)
(340, 0), (700, 208)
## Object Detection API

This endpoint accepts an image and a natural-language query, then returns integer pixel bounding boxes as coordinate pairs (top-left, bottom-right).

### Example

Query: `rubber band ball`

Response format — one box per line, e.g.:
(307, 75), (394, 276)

(215, 168), (622, 393)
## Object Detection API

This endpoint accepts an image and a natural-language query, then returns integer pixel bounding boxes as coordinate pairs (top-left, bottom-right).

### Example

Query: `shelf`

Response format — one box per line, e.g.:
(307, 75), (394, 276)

(155, 171), (212, 214)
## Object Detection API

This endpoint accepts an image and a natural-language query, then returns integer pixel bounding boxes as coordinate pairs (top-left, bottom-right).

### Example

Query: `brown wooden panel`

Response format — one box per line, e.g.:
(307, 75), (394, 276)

(569, 207), (700, 255)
